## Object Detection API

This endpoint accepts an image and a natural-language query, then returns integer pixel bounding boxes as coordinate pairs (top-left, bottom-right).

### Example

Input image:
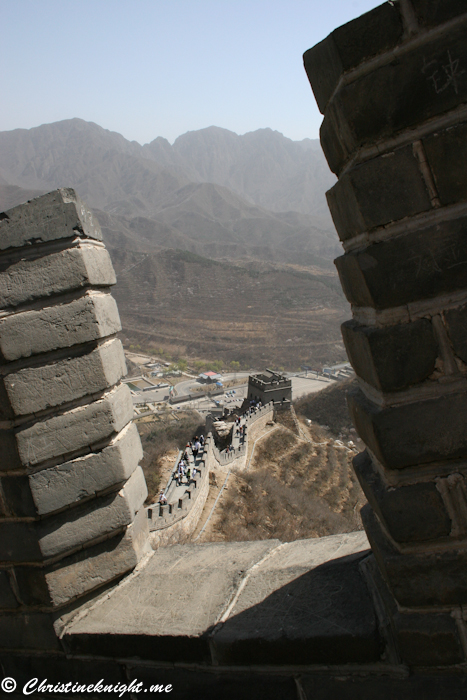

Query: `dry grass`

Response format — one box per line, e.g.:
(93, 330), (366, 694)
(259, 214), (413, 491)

(294, 378), (356, 436)
(213, 421), (366, 543)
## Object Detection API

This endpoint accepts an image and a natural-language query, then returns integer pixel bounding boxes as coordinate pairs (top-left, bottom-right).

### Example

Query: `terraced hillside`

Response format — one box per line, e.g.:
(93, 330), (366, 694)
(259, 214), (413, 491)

(211, 419), (365, 542)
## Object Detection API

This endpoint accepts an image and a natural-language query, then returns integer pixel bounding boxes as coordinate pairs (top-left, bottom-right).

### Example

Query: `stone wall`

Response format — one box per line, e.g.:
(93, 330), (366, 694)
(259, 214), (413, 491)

(0, 190), (150, 650)
(305, 0), (467, 667)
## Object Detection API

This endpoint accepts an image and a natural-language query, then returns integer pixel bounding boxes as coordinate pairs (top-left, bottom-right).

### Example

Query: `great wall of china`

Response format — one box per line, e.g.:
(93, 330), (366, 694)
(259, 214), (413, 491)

(2, 3), (467, 697)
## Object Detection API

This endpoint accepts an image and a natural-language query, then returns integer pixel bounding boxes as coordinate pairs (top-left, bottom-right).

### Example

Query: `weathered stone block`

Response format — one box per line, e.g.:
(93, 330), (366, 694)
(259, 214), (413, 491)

(303, 2), (403, 113)
(327, 147), (431, 240)
(0, 611), (60, 650)
(321, 27), (467, 173)
(363, 504), (467, 606)
(0, 383), (133, 470)
(445, 304), (467, 363)
(0, 422), (142, 517)
(31, 422), (142, 515)
(412, 0), (467, 28)
(353, 451), (451, 543)
(0, 244), (115, 309)
(319, 101), (352, 175)
(394, 609), (465, 667)
(335, 215), (467, 309)
(0, 189), (102, 251)
(0, 570), (19, 608)
(0, 338), (126, 420)
(423, 122), (467, 207)
(342, 319), (438, 392)
(0, 467), (147, 563)
(0, 292), (121, 363)
(348, 385), (467, 469)
(15, 509), (149, 607)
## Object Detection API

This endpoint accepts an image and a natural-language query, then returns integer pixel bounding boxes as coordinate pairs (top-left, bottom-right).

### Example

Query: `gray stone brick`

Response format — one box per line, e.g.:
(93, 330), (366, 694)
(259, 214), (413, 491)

(0, 612), (60, 650)
(353, 451), (451, 543)
(0, 467), (147, 562)
(394, 609), (465, 666)
(362, 504), (467, 607)
(0, 189), (102, 251)
(348, 385), (467, 470)
(0, 338), (126, 420)
(29, 421), (142, 515)
(0, 570), (19, 608)
(335, 215), (467, 309)
(15, 509), (149, 607)
(0, 292), (121, 363)
(445, 304), (467, 363)
(327, 146), (431, 241)
(412, 0), (467, 28)
(341, 318), (438, 392)
(0, 383), (133, 470)
(321, 27), (467, 173)
(0, 244), (115, 309)
(424, 121), (467, 207)
(303, 2), (403, 113)
(0, 422), (142, 517)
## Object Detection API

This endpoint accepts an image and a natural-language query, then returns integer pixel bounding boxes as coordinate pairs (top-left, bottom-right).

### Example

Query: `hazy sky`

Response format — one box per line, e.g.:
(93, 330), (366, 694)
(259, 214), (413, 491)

(1, 0), (383, 145)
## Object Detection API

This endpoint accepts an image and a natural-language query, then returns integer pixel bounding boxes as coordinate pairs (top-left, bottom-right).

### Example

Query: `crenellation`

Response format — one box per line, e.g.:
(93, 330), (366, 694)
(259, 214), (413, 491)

(0, 189), (149, 647)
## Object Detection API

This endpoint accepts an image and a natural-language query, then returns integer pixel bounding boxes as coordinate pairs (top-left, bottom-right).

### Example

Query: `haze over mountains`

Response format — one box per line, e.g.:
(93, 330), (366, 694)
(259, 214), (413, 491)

(0, 118), (348, 369)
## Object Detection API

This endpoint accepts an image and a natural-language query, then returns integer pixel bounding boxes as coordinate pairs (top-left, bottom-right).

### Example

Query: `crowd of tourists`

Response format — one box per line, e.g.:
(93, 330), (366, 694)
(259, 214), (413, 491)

(158, 434), (206, 504)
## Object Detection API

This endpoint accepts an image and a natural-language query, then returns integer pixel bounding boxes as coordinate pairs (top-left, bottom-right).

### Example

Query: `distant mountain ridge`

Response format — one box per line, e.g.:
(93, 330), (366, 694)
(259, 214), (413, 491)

(0, 118), (339, 267)
(0, 118), (348, 369)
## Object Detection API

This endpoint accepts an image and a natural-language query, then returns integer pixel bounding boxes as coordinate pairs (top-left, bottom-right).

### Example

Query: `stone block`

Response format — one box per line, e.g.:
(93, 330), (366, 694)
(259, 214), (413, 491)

(353, 451), (451, 543)
(319, 102), (352, 175)
(301, 673), (467, 699)
(445, 304), (467, 363)
(15, 509), (149, 607)
(303, 2), (403, 113)
(0, 467), (147, 563)
(0, 383), (133, 470)
(0, 291), (121, 363)
(341, 318), (438, 392)
(362, 505), (467, 607)
(412, 0), (467, 28)
(0, 611), (60, 650)
(322, 26), (467, 173)
(0, 244), (115, 309)
(0, 338), (126, 420)
(423, 122), (467, 207)
(0, 422), (142, 517)
(394, 609), (465, 666)
(327, 147), (431, 241)
(348, 385), (467, 470)
(0, 569), (19, 608)
(127, 665), (298, 700)
(30, 422), (142, 516)
(0, 189), (102, 251)
(335, 215), (467, 309)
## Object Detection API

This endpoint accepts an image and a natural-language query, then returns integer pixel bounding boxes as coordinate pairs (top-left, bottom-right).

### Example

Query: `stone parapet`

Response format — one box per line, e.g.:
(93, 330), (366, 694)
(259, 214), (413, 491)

(0, 191), (149, 642)
(304, 0), (467, 670)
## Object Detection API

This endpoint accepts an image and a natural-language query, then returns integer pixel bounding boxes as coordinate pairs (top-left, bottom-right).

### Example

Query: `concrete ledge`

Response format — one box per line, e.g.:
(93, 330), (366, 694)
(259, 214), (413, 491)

(61, 533), (376, 665)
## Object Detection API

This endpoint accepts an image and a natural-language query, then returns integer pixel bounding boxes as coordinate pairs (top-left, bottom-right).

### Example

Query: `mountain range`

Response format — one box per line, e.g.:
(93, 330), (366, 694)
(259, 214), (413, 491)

(0, 118), (348, 369)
